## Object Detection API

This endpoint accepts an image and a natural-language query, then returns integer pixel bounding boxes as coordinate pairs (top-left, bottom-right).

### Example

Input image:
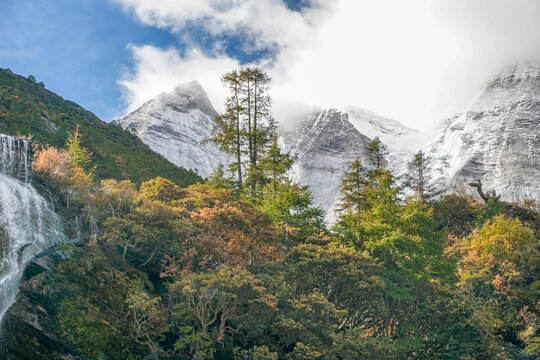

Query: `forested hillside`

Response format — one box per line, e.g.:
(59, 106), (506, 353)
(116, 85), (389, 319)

(0, 68), (201, 186)
(2, 68), (539, 360)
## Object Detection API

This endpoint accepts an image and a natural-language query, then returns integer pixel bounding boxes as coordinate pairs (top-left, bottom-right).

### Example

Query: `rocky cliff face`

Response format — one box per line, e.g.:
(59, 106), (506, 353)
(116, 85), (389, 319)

(344, 106), (425, 175)
(424, 62), (540, 202)
(116, 81), (228, 179)
(1, 249), (77, 360)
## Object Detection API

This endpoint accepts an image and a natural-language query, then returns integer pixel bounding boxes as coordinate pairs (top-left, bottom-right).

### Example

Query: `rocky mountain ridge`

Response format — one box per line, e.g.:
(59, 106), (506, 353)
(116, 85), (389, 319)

(116, 61), (540, 215)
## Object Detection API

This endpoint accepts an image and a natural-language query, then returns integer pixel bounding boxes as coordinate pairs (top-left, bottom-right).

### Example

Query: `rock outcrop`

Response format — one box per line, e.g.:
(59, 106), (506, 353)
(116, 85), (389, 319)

(1, 249), (77, 360)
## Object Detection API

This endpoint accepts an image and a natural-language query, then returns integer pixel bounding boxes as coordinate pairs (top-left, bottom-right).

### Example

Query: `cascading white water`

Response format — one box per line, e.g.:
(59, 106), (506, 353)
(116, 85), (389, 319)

(0, 134), (67, 321)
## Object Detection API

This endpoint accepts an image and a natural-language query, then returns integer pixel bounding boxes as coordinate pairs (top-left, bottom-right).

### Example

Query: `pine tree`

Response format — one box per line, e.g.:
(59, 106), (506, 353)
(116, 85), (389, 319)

(209, 68), (275, 193)
(336, 139), (447, 280)
(366, 137), (388, 174)
(258, 136), (324, 238)
(259, 136), (295, 200)
(65, 125), (95, 177)
(209, 70), (245, 189)
(337, 156), (369, 214)
(240, 67), (275, 192)
(336, 138), (400, 251)
(207, 164), (232, 190)
(404, 150), (436, 200)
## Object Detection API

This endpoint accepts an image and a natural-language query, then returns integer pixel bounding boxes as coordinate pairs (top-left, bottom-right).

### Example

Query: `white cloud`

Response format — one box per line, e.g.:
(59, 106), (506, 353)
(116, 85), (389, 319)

(431, 0), (540, 124)
(113, 0), (332, 55)
(114, 0), (334, 116)
(115, 0), (540, 130)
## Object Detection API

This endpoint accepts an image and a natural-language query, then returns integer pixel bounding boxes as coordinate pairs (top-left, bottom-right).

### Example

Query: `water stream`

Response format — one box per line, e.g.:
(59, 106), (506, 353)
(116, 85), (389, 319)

(0, 134), (67, 321)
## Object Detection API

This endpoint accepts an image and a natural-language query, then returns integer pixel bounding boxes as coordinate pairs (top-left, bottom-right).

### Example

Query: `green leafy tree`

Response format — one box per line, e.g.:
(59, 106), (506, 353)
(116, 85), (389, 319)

(125, 281), (167, 356)
(234, 346), (278, 360)
(170, 266), (277, 359)
(283, 243), (385, 332)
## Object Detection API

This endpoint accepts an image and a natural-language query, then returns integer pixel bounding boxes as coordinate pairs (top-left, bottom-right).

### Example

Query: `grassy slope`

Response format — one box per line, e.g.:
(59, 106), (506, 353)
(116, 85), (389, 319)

(0, 68), (201, 186)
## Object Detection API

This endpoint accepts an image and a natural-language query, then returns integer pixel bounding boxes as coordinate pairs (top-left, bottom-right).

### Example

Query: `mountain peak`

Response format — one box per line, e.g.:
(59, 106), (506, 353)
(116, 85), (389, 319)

(424, 61), (540, 203)
(156, 80), (217, 117)
(117, 80), (227, 178)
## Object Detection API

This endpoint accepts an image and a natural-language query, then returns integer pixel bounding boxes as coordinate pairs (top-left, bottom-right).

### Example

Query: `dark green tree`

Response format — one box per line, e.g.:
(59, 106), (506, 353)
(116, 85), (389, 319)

(210, 70), (245, 189)
(259, 136), (295, 200)
(403, 150), (437, 200)
(337, 156), (369, 215)
(209, 68), (276, 193)
(366, 137), (388, 173)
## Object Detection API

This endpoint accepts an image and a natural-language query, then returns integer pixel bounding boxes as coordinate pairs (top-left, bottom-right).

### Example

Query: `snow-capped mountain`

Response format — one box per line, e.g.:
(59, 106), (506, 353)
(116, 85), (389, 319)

(116, 81), (422, 218)
(344, 106), (425, 175)
(280, 107), (422, 221)
(116, 61), (540, 217)
(116, 81), (228, 178)
(424, 62), (540, 203)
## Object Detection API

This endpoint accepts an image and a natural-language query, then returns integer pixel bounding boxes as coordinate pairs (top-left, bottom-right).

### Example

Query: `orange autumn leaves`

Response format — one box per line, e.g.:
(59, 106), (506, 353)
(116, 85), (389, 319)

(451, 215), (538, 300)
(170, 183), (283, 274)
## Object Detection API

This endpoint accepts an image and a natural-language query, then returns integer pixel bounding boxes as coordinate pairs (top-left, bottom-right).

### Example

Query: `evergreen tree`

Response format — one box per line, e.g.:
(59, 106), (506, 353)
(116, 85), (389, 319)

(207, 164), (233, 190)
(335, 138), (448, 279)
(366, 137), (388, 174)
(209, 67), (275, 193)
(259, 136), (295, 200)
(258, 136), (324, 238)
(209, 70), (245, 189)
(65, 125), (95, 177)
(337, 156), (369, 215)
(403, 150), (437, 200)
(335, 139), (399, 247)
(241, 67), (276, 192)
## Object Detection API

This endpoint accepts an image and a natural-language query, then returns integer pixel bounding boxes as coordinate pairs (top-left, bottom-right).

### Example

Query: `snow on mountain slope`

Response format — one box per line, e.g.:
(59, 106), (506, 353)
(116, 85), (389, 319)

(424, 62), (540, 202)
(280, 109), (372, 222)
(116, 81), (227, 178)
(344, 106), (426, 175)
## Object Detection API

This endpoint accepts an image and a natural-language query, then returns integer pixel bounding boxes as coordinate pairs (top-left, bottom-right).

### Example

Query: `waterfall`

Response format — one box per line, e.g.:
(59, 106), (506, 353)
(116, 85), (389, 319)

(0, 134), (67, 321)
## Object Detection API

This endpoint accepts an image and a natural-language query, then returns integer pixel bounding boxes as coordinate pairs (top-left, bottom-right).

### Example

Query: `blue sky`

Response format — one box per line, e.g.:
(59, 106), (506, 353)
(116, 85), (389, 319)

(0, 0), (307, 121)
(1, 0), (539, 128)
(0, 0), (176, 120)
